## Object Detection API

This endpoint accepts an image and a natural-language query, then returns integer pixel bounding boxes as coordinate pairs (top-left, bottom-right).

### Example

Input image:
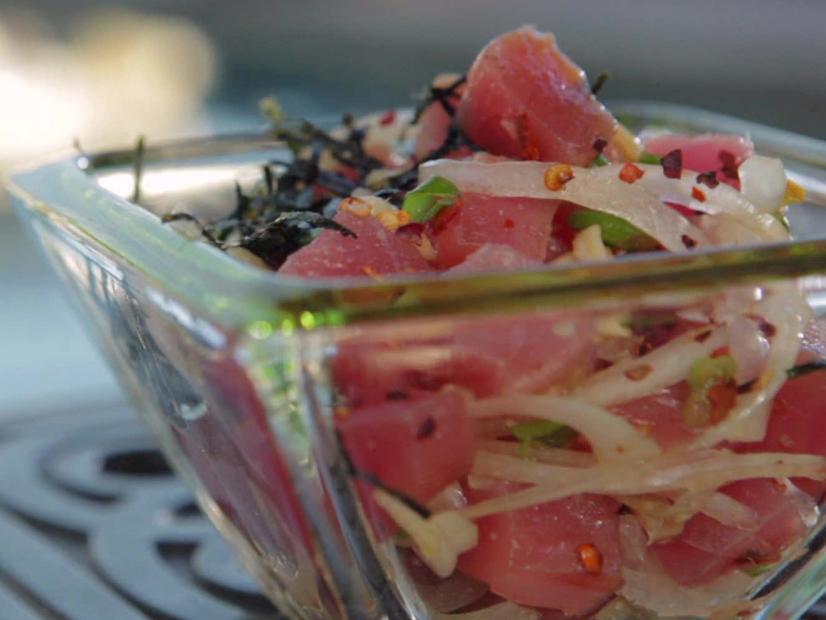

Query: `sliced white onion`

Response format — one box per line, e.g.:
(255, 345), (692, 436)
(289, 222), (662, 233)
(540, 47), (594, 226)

(691, 282), (805, 447)
(576, 326), (726, 407)
(460, 449), (826, 520)
(373, 490), (477, 578)
(478, 439), (596, 468)
(726, 315), (770, 385)
(419, 159), (707, 251)
(618, 512), (754, 616)
(470, 394), (661, 461)
(738, 155), (788, 213)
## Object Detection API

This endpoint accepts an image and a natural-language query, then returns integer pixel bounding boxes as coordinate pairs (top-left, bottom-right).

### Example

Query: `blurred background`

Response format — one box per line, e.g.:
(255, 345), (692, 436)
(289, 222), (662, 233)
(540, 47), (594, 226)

(1, 0), (825, 418)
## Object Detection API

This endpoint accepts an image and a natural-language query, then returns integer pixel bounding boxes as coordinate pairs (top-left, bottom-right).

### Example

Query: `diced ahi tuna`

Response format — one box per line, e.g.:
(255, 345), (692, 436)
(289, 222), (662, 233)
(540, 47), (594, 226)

(332, 312), (594, 407)
(448, 243), (540, 274)
(642, 133), (753, 179)
(456, 27), (617, 166)
(459, 482), (623, 616)
(338, 390), (475, 503)
(279, 212), (433, 278)
(652, 479), (813, 585)
(432, 193), (557, 269)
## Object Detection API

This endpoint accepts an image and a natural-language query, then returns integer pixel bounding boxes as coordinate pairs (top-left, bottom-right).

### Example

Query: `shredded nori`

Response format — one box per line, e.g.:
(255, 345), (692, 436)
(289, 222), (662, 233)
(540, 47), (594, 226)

(786, 360), (826, 379)
(590, 71), (609, 96)
(160, 76), (476, 270)
(335, 429), (431, 518)
(132, 135), (145, 204)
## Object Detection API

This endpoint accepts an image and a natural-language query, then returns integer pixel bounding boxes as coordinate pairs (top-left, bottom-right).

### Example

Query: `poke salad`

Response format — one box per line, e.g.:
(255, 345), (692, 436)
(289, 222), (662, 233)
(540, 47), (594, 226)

(161, 26), (824, 619)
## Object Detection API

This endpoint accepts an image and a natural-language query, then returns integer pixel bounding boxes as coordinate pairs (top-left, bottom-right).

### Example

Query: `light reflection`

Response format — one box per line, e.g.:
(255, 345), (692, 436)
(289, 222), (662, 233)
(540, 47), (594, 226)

(0, 8), (217, 172)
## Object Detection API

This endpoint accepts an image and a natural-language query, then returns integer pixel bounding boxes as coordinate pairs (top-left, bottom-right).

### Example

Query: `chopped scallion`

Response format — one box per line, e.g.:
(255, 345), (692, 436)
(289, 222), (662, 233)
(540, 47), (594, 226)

(568, 210), (659, 252)
(402, 175), (460, 223)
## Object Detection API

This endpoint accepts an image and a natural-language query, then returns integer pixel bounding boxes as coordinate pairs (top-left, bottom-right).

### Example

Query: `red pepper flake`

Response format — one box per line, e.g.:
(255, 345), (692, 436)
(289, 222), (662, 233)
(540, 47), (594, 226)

(379, 109), (397, 126)
(691, 186), (707, 202)
(758, 320), (777, 339)
(712, 346), (730, 358)
(696, 171), (720, 188)
(624, 364), (653, 381)
(416, 416), (437, 440)
(618, 163), (645, 184)
(719, 150), (740, 180)
(503, 218), (515, 229)
(592, 138), (608, 153)
(544, 164), (575, 191)
(694, 330), (713, 343)
(577, 543), (603, 574)
(708, 378), (738, 423)
(661, 149), (683, 179)
(681, 234), (697, 249)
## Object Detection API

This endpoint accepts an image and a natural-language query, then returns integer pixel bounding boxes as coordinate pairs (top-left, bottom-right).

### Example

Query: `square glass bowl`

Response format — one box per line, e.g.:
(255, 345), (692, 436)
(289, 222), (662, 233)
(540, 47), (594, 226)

(7, 102), (826, 620)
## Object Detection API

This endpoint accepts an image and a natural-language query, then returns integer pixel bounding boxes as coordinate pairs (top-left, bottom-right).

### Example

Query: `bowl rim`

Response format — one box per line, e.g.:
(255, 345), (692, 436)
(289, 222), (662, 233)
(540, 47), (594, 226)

(7, 100), (826, 331)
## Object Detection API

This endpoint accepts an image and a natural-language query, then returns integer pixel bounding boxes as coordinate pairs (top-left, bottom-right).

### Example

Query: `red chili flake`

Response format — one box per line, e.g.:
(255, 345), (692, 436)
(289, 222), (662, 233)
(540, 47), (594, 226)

(577, 543), (603, 574)
(709, 378), (738, 423)
(668, 201), (699, 218)
(696, 171), (720, 188)
(416, 416), (437, 440)
(618, 163), (645, 184)
(624, 364), (653, 381)
(661, 149), (683, 179)
(737, 379), (757, 394)
(379, 109), (397, 126)
(691, 186), (707, 202)
(595, 358), (614, 371)
(758, 320), (777, 339)
(504, 218), (515, 229)
(719, 150), (740, 180)
(694, 330), (713, 343)
(681, 234), (697, 249)
(544, 164), (575, 190)
(592, 138), (608, 153)
(712, 346), (730, 358)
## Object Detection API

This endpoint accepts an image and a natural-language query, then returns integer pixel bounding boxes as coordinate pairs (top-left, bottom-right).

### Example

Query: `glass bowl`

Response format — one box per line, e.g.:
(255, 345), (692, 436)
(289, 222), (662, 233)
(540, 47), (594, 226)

(7, 102), (826, 620)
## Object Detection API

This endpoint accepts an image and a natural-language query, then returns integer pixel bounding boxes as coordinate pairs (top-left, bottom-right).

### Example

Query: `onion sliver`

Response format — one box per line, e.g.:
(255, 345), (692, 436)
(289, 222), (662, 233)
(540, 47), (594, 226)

(576, 326), (727, 407)
(470, 394), (661, 461)
(460, 450), (826, 520)
(419, 159), (707, 251)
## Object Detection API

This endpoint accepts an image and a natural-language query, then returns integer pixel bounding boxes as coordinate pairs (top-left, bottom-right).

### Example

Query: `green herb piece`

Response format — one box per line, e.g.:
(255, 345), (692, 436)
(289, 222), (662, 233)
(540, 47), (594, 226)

(683, 355), (737, 427)
(773, 208), (791, 232)
(786, 359), (826, 379)
(638, 151), (661, 165)
(402, 176), (460, 223)
(568, 210), (659, 252)
(590, 71), (609, 96)
(132, 135), (145, 204)
(510, 420), (577, 448)
(591, 154), (610, 167)
(742, 563), (776, 578)
(688, 355), (737, 392)
(260, 96), (285, 124)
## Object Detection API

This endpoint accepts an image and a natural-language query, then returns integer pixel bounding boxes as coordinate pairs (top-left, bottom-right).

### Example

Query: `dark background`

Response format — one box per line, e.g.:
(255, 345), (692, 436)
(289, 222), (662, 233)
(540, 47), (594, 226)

(1, 0), (825, 416)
